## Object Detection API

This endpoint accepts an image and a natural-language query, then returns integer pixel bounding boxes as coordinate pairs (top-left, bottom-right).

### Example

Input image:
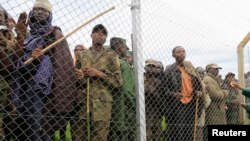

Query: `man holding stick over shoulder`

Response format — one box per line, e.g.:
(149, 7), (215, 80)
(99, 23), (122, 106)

(73, 24), (122, 141)
(12, 0), (77, 140)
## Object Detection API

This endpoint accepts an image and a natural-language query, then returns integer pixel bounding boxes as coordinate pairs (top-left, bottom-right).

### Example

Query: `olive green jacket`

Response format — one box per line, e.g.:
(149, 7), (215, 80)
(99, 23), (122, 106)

(111, 58), (136, 131)
(203, 73), (228, 125)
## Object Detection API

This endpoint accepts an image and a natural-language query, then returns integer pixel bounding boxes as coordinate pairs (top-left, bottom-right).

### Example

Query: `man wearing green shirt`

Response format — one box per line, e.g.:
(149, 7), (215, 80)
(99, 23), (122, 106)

(108, 37), (136, 141)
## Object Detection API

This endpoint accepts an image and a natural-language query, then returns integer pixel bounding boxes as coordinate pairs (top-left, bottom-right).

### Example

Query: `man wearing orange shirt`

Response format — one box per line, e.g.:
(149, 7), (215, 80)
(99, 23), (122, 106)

(163, 46), (204, 141)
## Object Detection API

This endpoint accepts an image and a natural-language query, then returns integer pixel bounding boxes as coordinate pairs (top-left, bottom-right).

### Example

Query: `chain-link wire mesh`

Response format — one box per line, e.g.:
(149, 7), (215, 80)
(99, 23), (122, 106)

(1, 0), (250, 141)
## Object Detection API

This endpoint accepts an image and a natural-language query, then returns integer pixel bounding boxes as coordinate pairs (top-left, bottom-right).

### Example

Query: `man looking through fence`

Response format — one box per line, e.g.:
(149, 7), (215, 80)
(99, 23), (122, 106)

(0, 9), (27, 140)
(221, 72), (242, 125)
(144, 58), (164, 141)
(73, 24), (122, 141)
(12, 0), (77, 140)
(124, 50), (133, 66)
(163, 46), (204, 141)
(73, 44), (87, 66)
(108, 37), (136, 141)
(203, 64), (228, 126)
(195, 67), (211, 141)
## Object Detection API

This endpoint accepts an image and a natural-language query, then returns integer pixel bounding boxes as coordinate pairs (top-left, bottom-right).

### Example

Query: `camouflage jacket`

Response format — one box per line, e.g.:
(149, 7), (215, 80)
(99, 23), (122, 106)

(76, 47), (122, 120)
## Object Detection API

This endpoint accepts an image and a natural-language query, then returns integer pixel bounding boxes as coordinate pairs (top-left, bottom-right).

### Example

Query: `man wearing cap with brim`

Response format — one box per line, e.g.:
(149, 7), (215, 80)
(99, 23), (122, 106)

(144, 58), (164, 141)
(203, 63), (228, 125)
(73, 24), (122, 141)
(108, 37), (136, 141)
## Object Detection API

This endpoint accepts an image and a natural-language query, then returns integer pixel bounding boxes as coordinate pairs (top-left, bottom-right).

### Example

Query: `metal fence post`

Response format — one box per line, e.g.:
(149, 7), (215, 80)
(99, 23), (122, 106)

(131, 0), (146, 140)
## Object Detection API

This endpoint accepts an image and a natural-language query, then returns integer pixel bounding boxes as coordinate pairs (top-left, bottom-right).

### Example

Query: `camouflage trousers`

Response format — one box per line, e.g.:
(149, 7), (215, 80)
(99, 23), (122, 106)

(72, 100), (112, 141)
(72, 119), (110, 141)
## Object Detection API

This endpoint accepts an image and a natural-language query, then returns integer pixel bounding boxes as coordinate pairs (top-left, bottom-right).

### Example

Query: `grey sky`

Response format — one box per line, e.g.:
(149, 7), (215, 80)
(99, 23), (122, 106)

(142, 0), (250, 78)
(2, 0), (250, 78)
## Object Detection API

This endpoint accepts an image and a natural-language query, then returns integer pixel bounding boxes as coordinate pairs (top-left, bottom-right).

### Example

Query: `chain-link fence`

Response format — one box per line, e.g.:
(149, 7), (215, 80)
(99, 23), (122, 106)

(1, 0), (250, 141)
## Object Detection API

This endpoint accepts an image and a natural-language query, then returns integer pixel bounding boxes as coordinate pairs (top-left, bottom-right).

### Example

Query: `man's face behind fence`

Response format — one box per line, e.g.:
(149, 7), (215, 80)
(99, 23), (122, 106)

(33, 8), (50, 22)
(91, 30), (107, 46)
(173, 46), (186, 62)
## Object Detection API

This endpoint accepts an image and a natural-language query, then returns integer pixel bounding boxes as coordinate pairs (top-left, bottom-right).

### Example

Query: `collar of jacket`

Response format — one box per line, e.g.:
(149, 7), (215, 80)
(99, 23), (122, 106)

(172, 61), (198, 78)
(206, 73), (221, 84)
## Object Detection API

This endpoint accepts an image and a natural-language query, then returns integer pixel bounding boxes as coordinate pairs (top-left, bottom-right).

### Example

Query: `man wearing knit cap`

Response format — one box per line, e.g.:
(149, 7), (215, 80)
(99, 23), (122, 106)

(12, 0), (77, 140)
(33, 0), (52, 13)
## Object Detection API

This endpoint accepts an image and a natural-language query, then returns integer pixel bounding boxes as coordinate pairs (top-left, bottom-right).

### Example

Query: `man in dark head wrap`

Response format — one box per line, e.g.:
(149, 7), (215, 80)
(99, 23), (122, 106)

(12, 0), (77, 140)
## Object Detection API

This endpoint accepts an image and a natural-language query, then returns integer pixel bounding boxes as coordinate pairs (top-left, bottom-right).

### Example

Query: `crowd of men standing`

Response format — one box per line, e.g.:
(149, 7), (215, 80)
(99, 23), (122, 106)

(0, 0), (248, 141)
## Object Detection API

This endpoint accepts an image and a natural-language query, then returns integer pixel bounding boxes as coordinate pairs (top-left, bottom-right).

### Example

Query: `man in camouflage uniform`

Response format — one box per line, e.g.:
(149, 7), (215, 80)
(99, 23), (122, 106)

(221, 72), (243, 124)
(108, 37), (136, 141)
(73, 24), (122, 141)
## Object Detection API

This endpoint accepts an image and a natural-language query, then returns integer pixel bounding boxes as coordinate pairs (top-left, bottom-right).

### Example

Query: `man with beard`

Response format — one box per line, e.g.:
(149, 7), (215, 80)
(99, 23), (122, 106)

(12, 0), (77, 140)
(163, 46), (204, 141)
(73, 24), (122, 141)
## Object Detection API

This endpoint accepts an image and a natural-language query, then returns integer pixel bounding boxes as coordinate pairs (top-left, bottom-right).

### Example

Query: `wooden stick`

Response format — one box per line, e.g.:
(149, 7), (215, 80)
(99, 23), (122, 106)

(24, 6), (115, 64)
(86, 78), (90, 141)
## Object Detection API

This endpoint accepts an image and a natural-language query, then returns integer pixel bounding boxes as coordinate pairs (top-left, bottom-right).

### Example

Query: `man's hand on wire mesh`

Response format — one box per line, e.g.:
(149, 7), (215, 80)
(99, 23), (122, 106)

(15, 12), (28, 53)
(15, 12), (28, 39)
(230, 81), (244, 90)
